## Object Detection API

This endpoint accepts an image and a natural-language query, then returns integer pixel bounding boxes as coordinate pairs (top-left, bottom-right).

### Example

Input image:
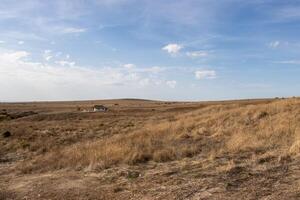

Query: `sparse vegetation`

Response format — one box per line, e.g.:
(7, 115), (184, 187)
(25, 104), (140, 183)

(1, 98), (300, 199)
(19, 98), (300, 173)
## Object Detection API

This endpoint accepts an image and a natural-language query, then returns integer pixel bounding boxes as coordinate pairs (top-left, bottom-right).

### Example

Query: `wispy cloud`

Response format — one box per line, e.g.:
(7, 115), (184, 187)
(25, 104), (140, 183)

(123, 63), (136, 69)
(195, 70), (216, 80)
(0, 48), (176, 101)
(186, 51), (209, 58)
(274, 60), (300, 65)
(42, 50), (53, 61)
(0, 50), (30, 63)
(166, 80), (177, 88)
(55, 60), (76, 67)
(269, 41), (280, 49)
(60, 27), (86, 34)
(142, 1), (219, 26)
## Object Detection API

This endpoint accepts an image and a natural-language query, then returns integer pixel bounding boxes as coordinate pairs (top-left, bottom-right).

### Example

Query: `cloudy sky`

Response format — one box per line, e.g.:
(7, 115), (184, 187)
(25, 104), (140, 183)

(0, 0), (300, 101)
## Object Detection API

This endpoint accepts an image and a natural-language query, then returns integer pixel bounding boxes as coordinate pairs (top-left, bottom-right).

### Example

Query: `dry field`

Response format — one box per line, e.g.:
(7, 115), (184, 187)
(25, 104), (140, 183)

(1, 97), (300, 199)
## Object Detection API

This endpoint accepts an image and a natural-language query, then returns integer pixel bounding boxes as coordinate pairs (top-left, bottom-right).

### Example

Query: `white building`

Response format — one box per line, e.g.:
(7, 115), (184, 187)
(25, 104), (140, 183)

(93, 105), (108, 112)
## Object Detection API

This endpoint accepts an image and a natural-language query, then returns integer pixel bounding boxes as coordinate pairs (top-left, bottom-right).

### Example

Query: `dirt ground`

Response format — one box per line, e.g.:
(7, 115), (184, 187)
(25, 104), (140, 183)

(1, 98), (300, 200)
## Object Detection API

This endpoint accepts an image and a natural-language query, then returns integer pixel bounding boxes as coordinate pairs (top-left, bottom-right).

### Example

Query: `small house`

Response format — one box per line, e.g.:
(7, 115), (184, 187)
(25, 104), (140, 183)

(93, 105), (108, 112)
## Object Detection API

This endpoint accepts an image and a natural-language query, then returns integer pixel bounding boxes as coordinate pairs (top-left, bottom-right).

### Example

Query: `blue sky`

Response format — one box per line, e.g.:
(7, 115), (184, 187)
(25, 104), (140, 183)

(0, 0), (299, 101)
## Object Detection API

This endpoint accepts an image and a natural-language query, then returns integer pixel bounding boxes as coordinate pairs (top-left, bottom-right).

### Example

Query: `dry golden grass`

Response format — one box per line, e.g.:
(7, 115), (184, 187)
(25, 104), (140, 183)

(19, 98), (300, 173)
(3, 98), (300, 199)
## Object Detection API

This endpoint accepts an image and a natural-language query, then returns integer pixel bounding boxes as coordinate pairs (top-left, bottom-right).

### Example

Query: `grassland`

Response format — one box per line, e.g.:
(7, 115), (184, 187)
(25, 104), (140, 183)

(1, 98), (300, 199)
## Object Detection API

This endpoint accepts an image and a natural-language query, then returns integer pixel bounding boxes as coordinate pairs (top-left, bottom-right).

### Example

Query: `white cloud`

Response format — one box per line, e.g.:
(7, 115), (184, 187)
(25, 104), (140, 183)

(162, 43), (182, 54)
(186, 51), (209, 58)
(146, 66), (164, 73)
(269, 41), (280, 48)
(0, 49), (175, 101)
(139, 78), (150, 87)
(166, 80), (177, 88)
(61, 27), (86, 34)
(123, 64), (163, 73)
(55, 52), (62, 57)
(0, 50), (29, 62)
(195, 70), (216, 80)
(123, 63), (136, 69)
(0, 40), (5, 44)
(126, 72), (139, 81)
(18, 40), (24, 45)
(43, 50), (53, 61)
(55, 60), (76, 67)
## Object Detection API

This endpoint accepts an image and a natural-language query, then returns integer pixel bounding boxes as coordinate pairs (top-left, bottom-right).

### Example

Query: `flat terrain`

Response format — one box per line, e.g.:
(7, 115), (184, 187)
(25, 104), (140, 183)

(1, 98), (300, 199)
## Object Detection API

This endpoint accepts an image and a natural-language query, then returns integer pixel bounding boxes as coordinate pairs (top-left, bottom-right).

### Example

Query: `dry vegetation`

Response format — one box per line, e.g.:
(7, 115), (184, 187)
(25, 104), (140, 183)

(1, 98), (300, 199)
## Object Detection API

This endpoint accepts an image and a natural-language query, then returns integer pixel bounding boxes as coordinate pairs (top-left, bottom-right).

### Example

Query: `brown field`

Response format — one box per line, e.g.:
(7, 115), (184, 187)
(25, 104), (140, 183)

(1, 97), (300, 199)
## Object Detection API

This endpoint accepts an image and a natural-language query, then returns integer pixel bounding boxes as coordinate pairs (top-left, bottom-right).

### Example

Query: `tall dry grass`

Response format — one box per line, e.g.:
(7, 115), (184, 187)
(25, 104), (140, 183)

(22, 98), (300, 172)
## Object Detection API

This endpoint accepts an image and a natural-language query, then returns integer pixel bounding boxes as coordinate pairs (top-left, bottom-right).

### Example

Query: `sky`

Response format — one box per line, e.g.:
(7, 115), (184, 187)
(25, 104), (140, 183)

(0, 0), (300, 101)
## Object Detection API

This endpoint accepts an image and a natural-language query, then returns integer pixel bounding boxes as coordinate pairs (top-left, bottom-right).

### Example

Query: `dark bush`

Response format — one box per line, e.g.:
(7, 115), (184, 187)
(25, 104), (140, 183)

(2, 131), (11, 138)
